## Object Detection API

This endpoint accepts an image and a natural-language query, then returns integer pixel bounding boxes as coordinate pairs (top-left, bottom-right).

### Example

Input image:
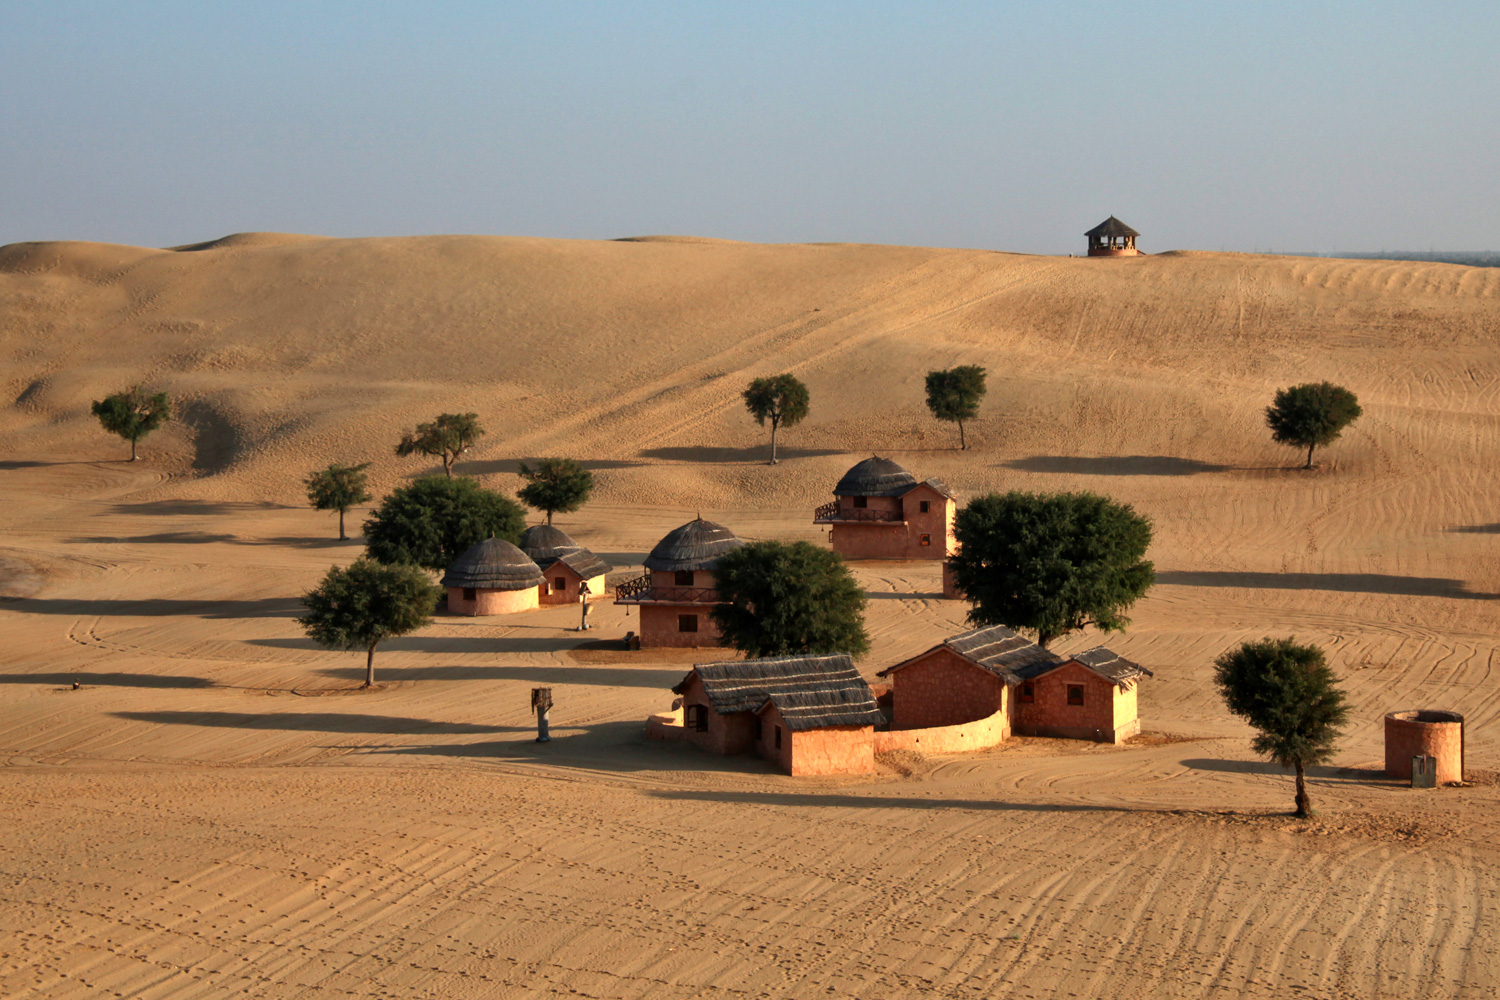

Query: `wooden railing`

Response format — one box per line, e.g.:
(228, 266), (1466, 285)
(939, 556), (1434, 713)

(813, 501), (903, 523)
(614, 574), (723, 604)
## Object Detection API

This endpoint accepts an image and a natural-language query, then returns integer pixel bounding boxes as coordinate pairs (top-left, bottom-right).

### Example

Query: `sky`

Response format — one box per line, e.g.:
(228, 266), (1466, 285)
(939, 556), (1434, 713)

(3, 2), (1498, 254)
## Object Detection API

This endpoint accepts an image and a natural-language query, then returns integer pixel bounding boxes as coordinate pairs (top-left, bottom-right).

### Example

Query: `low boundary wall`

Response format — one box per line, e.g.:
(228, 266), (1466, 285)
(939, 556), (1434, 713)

(874, 708), (1009, 755)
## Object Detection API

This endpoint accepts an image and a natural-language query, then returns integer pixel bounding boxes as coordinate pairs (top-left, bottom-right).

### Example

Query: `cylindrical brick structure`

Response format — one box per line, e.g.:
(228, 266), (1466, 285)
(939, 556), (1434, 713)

(1384, 710), (1464, 785)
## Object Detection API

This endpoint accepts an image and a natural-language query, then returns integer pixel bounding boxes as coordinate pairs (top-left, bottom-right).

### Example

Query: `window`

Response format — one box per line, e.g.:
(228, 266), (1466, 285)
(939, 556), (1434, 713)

(688, 705), (709, 732)
(675, 570), (695, 586)
(462, 587), (477, 602)
(1019, 682), (1034, 703)
(853, 496), (868, 508)
(1067, 684), (1085, 706)
(920, 534), (931, 546)
(554, 577), (567, 592)
(919, 500), (930, 513)
(679, 614), (699, 633)
(752, 717), (763, 741)
(774, 726), (782, 749)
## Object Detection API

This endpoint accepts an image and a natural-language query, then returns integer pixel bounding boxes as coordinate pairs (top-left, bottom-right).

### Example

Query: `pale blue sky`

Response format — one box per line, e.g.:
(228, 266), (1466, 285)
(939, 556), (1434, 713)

(3, 2), (1497, 253)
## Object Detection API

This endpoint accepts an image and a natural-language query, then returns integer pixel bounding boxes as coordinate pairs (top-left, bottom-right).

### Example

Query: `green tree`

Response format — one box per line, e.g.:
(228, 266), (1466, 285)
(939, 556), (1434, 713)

(395, 412), (484, 478)
(1265, 382), (1362, 469)
(363, 476), (525, 571)
(924, 365), (987, 450)
(297, 558), (442, 688)
(516, 457), (595, 525)
(709, 540), (870, 658)
(949, 491), (1155, 648)
(1213, 637), (1350, 818)
(742, 374), (811, 465)
(90, 386), (171, 462)
(305, 462), (373, 540)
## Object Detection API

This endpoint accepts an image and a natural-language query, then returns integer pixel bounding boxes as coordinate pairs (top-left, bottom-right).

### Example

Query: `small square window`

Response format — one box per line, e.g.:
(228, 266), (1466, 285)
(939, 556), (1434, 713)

(462, 587), (477, 602)
(1067, 684), (1085, 706)
(853, 496), (868, 508)
(919, 500), (931, 513)
(554, 577), (567, 592)
(920, 534), (931, 546)
(1019, 682), (1034, 703)
(675, 570), (694, 586)
(679, 614), (699, 633)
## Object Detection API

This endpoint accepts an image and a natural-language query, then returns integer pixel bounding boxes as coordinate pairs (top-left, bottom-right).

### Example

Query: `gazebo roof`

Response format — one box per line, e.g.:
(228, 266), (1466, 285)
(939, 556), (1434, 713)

(833, 456), (919, 498)
(1085, 216), (1140, 239)
(643, 518), (744, 572)
(441, 536), (545, 591)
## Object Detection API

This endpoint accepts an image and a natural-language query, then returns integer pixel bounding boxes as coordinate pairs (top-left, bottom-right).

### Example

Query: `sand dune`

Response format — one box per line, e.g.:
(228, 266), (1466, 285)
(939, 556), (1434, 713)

(2, 234), (1499, 998)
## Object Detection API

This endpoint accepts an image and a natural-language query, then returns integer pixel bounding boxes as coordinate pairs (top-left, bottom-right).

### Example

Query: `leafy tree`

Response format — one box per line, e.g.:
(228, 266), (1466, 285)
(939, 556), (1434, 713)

(1213, 637), (1350, 818)
(516, 457), (595, 525)
(363, 476), (525, 571)
(297, 558), (441, 688)
(709, 540), (870, 658)
(924, 365), (987, 450)
(395, 412), (484, 478)
(949, 491), (1155, 648)
(1265, 382), (1362, 469)
(91, 386), (171, 462)
(742, 374), (810, 465)
(305, 462), (373, 540)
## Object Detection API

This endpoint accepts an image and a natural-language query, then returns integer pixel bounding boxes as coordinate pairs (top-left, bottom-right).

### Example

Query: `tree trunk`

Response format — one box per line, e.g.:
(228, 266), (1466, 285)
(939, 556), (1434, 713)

(769, 418), (779, 465)
(130, 437), (138, 462)
(1305, 442), (1315, 470)
(959, 420), (967, 451)
(338, 508), (347, 541)
(546, 509), (553, 525)
(442, 454), (453, 478)
(364, 641), (377, 689)
(1294, 760), (1312, 818)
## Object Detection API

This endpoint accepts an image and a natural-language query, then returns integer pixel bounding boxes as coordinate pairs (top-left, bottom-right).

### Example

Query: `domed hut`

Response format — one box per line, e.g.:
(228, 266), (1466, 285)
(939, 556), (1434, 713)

(520, 524), (611, 605)
(814, 456), (956, 564)
(442, 536), (545, 616)
(614, 518), (744, 648)
(1085, 215), (1140, 257)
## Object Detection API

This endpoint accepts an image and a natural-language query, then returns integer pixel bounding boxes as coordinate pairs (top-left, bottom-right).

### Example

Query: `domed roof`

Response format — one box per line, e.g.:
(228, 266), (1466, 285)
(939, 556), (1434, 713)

(643, 518), (744, 572)
(834, 456), (918, 497)
(1085, 215), (1139, 238)
(441, 537), (544, 590)
(519, 524), (583, 563)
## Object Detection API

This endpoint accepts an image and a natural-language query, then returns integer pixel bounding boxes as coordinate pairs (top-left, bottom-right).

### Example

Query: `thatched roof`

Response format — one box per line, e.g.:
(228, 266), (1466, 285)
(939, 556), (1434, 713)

(521, 524), (610, 579)
(441, 537), (545, 590)
(834, 456), (919, 498)
(673, 654), (884, 731)
(880, 625), (1151, 688)
(1070, 646), (1153, 684)
(643, 518), (744, 572)
(1085, 216), (1139, 238)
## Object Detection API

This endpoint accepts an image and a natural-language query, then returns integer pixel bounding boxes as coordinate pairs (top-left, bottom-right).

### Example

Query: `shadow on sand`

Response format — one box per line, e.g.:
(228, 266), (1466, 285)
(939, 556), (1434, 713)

(10, 596), (302, 619)
(1446, 523), (1500, 535)
(71, 532), (357, 548)
(1180, 758), (1397, 783)
(1155, 570), (1497, 600)
(112, 709), (517, 736)
(106, 499), (292, 516)
(1002, 455), (1235, 476)
(425, 457), (644, 478)
(3, 671), (218, 689)
(309, 662), (683, 689)
(640, 445), (844, 464)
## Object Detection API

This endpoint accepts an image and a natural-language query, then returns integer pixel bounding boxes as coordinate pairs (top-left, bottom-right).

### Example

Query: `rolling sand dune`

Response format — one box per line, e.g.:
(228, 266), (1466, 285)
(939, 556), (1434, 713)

(2, 234), (1500, 998)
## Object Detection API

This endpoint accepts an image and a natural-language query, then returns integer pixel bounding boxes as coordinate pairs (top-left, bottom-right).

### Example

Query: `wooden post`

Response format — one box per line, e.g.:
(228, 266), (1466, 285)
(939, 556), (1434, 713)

(531, 687), (553, 743)
(578, 580), (592, 631)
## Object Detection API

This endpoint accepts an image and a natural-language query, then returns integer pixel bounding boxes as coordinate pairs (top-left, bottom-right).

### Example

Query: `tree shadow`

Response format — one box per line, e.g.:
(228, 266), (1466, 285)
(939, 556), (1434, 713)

(0, 460), (108, 470)
(70, 532), (356, 549)
(639, 446), (844, 464)
(1, 671), (218, 689)
(461, 457), (643, 476)
(1155, 570), (1498, 600)
(865, 591), (947, 601)
(310, 663), (685, 687)
(1002, 455), (1234, 476)
(106, 499), (290, 516)
(1445, 524), (1500, 535)
(650, 789), (1133, 812)
(1180, 758), (1399, 783)
(111, 709), (517, 735)
(248, 633), (598, 655)
(10, 597), (302, 619)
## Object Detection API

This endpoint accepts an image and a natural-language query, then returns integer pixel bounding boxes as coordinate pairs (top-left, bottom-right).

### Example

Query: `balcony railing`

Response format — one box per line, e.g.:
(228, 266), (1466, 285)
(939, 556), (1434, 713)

(614, 573), (724, 605)
(813, 500), (904, 524)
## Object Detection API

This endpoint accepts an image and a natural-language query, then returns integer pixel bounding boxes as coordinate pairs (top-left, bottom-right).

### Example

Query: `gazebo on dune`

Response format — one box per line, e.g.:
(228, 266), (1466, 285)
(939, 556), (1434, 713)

(1085, 216), (1140, 257)
(520, 524), (610, 605)
(442, 536), (545, 616)
(615, 518), (744, 647)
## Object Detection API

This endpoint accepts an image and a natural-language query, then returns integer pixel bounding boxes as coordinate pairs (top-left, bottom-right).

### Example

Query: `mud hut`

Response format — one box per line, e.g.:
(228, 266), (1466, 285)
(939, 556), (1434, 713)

(520, 524), (610, 605)
(1085, 216), (1140, 256)
(814, 456), (956, 562)
(442, 536), (545, 616)
(614, 517), (743, 647)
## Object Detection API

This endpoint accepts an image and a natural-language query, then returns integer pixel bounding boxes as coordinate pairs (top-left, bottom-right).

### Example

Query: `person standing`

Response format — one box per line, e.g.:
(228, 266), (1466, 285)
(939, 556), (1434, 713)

(578, 579), (592, 631)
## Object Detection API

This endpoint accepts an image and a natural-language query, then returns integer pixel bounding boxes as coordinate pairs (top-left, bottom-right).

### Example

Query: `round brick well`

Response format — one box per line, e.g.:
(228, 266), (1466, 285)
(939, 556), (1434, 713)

(1384, 710), (1464, 784)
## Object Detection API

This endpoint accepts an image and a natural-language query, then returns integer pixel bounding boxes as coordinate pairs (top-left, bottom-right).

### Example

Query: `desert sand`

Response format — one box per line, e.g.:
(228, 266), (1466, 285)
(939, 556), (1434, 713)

(2, 233), (1499, 998)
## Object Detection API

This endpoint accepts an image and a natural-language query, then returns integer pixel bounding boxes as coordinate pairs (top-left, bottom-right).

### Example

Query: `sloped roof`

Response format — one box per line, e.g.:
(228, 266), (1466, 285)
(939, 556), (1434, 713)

(441, 537), (544, 590)
(834, 456), (919, 497)
(917, 477), (957, 500)
(1085, 215), (1139, 238)
(673, 654), (884, 731)
(644, 518), (744, 571)
(1070, 646), (1153, 684)
(555, 549), (611, 580)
